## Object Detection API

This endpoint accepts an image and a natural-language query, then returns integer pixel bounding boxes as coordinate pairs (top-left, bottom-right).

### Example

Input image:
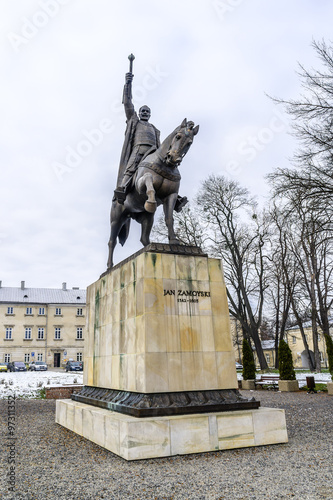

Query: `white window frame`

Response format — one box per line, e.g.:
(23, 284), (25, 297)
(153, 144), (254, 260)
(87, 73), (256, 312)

(54, 327), (61, 339)
(37, 328), (44, 339)
(39, 307), (45, 315)
(25, 327), (32, 339)
(37, 353), (43, 361)
(76, 327), (83, 339)
(77, 308), (83, 316)
(24, 353), (30, 363)
(4, 353), (11, 363)
(7, 306), (14, 315)
(77, 352), (83, 362)
(26, 307), (33, 315)
(5, 327), (12, 339)
(55, 308), (62, 316)
(292, 336), (296, 344)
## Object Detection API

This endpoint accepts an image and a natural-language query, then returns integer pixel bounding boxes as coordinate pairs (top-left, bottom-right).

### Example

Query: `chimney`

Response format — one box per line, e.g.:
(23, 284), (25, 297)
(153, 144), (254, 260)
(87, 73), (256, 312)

(62, 282), (67, 291)
(21, 281), (25, 290)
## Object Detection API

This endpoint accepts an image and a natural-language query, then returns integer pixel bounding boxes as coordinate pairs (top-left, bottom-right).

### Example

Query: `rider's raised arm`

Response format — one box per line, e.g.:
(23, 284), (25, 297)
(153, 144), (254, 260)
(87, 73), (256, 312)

(122, 72), (135, 120)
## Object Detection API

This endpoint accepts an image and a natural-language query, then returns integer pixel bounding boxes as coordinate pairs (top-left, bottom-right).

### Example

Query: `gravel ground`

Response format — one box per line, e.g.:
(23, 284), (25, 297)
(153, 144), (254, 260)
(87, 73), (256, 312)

(0, 390), (332, 500)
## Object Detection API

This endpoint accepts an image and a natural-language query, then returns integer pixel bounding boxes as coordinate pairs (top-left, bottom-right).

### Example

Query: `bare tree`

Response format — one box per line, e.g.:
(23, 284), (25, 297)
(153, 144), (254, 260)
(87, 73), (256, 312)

(268, 40), (333, 216)
(196, 175), (269, 370)
(269, 204), (315, 371)
(152, 205), (208, 249)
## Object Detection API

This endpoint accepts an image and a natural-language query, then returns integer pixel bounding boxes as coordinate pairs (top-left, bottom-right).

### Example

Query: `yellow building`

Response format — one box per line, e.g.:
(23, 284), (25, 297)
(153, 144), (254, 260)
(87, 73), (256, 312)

(0, 281), (86, 368)
(286, 322), (331, 369)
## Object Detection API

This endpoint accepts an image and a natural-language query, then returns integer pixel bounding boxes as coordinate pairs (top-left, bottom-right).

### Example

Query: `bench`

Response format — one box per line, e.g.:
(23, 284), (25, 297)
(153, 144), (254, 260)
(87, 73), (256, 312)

(255, 375), (280, 390)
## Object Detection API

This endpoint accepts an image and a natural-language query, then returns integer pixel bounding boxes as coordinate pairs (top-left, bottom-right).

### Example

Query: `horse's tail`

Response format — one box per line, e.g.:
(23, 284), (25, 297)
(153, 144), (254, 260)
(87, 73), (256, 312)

(118, 219), (131, 246)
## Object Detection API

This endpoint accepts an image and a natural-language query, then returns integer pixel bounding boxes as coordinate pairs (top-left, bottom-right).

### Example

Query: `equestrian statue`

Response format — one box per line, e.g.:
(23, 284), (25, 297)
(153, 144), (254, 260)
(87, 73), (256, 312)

(107, 54), (199, 269)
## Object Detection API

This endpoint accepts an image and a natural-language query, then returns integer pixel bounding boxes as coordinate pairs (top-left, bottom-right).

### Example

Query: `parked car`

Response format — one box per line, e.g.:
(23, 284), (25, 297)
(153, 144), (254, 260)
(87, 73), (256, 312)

(8, 361), (27, 372)
(65, 361), (83, 372)
(0, 363), (8, 372)
(29, 361), (48, 371)
(235, 362), (243, 369)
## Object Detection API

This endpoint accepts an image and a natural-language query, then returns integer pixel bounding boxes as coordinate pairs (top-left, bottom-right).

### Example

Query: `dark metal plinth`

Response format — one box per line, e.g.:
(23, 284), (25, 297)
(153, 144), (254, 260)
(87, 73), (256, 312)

(100, 243), (207, 278)
(72, 386), (260, 418)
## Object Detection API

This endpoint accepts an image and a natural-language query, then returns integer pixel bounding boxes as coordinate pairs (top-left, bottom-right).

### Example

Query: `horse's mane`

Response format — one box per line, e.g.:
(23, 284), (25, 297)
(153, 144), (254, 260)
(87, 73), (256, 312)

(157, 124), (183, 160)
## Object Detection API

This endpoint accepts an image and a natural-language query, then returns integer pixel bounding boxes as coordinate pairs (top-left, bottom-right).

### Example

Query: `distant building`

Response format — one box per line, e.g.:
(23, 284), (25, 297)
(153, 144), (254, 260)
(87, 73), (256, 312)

(285, 321), (331, 369)
(253, 340), (276, 369)
(0, 281), (86, 368)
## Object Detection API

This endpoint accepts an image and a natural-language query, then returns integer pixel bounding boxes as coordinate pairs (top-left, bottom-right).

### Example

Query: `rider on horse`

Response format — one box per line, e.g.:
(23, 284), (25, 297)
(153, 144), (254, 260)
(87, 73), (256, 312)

(113, 69), (188, 212)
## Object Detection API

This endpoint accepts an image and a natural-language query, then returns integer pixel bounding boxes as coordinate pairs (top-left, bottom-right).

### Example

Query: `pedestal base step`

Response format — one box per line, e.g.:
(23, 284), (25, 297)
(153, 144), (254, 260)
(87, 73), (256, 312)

(56, 399), (288, 461)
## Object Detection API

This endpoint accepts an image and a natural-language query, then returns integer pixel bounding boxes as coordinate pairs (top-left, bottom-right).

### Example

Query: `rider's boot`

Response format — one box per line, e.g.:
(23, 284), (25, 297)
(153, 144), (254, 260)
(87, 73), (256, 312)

(113, 175), (132, 204)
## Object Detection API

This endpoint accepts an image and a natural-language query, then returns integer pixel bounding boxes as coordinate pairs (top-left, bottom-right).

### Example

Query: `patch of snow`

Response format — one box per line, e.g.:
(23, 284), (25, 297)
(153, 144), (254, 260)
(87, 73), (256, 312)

(237, 371), (332, 388)
(0, 371), (83, 399)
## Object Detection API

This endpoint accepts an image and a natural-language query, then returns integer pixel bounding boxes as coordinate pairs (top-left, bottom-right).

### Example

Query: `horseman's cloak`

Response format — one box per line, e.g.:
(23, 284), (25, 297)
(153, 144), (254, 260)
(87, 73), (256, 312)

(116, 113), (161, 187)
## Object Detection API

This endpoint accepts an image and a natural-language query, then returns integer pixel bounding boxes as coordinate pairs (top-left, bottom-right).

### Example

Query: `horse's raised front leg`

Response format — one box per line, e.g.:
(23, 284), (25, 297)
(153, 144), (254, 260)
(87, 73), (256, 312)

(137, 172), (157, 213)
(163, 193), (180, 245)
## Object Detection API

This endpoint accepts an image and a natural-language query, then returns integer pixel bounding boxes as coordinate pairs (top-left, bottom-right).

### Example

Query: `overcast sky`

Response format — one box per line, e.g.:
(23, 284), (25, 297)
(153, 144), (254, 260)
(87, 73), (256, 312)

(1, 0), (332, 289)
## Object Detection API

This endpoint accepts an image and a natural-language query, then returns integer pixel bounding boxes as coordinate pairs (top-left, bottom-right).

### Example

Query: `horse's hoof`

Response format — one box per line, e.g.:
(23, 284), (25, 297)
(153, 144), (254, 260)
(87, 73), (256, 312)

(144, 200), (157, 213)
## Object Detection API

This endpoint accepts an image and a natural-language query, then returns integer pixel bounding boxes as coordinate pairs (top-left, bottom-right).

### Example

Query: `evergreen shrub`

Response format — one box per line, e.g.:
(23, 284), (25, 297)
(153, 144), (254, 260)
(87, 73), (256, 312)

(278, 339), (296, 380)
(242, 338), (256, 380)
(324, 334), (333, 376)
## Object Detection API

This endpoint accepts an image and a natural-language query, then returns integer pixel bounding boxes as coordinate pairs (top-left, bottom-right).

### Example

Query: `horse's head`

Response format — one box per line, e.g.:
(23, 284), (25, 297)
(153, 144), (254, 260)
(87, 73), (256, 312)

(165, 119), (199, 167)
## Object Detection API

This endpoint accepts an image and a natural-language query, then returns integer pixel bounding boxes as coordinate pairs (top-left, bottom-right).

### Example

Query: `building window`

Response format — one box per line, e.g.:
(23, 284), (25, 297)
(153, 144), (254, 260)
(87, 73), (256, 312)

(76, 327), (83, 339)
(77, 308), (83, 316)
(55, 308), (62, 316)
(292, 336), (296, 344)
(37, 353), (43, 361)
(5, 327), (12, 339)
(77, 352), (83, 362)
(26, 307), (33, 315)
(4, 354), (11, 363)
(54, 328), (61, 339)
(39, 307), (45, 315)
(37, 328), (44, 339)
(7, 307), (14, 315)
(265, 354), (270, 364)
(320, 351), (324, 362)
(25, 327), (32, 339)
(24, 353), (30, 363)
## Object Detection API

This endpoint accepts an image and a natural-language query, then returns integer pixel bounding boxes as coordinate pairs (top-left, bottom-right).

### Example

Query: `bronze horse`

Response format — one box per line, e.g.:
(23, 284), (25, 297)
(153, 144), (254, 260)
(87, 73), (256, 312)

(107, 119), (199, 269)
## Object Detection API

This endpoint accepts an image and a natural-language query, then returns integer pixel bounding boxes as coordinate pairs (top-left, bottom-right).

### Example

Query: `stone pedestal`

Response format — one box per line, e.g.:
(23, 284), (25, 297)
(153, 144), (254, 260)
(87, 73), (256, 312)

(56, 244), (288, 459)
(278, 380), (299, 392)
(326, 382), (333, 395)
(242, 380), (256, 390)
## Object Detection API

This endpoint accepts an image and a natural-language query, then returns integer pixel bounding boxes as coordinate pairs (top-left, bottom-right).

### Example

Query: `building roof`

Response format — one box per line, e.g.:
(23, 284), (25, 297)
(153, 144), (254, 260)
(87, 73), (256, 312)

(0, 285), (86, 305)
(286, 318), (333, 332)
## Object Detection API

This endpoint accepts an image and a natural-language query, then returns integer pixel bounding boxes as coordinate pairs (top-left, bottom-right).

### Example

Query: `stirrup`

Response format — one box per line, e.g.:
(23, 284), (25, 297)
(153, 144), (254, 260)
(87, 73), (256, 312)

(114, 188), (126, 204)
